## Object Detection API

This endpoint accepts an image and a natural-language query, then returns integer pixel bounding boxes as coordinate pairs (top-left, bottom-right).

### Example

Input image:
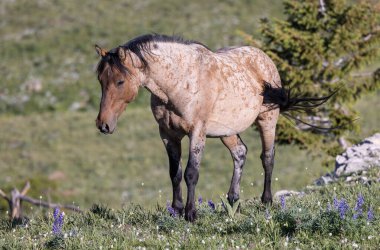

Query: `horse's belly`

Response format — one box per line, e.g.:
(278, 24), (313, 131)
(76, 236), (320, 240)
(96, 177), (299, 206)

(206, 93), (261, 137)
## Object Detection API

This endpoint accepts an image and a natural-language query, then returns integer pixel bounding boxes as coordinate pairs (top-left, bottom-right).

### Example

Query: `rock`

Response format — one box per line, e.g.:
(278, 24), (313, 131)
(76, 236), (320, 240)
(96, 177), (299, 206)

(21, 78), (43, 93)
(336, 158), (369, 176)
(314, 133), (380, 185)
(363, 133), (380, 145)
(335, 155), (347, 165)
(314, 174), (335, 186)
(334, 133), (380, 177)
(274, 190), (301, 198)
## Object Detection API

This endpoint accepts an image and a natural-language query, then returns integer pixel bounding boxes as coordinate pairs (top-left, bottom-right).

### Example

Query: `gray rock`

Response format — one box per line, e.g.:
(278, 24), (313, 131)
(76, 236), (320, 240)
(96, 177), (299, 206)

(335, 155), (347, 165)
(363, 133), (380, 145)
(314, 175), (335, 186)
(274, 190), (301, 198)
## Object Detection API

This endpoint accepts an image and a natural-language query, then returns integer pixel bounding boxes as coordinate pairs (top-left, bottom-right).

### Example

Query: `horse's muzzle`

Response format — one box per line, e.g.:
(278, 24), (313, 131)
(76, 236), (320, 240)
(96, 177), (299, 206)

(98, 123), (112, 134)
(96, 118), (116, 134)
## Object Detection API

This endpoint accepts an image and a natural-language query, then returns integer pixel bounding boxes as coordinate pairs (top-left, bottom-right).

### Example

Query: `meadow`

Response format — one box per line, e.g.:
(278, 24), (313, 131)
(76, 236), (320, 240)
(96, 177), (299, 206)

(0, 170), (379, 249)
(0, 0), (380, 248)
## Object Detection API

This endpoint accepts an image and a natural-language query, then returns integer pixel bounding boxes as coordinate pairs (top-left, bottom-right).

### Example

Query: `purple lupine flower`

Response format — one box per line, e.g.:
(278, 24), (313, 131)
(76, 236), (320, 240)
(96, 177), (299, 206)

(367, 207), (374, 222)
(208, 199), (215, 211)
(52, 211), (64, 235)
(338, 199), (349, 219)
(280, 195), (286, 210)
(198, 196), (203, 205)
(333, 197), (339, 210)
(353, 194), (364, 219)
(265, 208), (271, 220)
(354, 194), (364, 210)
(53, 207), (60, 219)
(166, 201), (176, 217)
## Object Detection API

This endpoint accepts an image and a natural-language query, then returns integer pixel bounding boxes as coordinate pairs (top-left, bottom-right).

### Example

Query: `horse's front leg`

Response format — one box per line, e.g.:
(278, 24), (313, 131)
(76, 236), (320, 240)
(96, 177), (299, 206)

(184, 125), (206, 222)
(159, 127), (184, 216)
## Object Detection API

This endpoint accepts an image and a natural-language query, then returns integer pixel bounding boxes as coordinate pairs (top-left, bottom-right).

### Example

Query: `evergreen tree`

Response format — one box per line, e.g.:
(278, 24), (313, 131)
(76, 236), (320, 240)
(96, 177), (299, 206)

(244, 0), (380, 164)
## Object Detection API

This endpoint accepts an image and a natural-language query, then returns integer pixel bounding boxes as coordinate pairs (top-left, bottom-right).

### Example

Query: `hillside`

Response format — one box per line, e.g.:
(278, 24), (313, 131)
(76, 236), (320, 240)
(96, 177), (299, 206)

(1, 170), (379, 249)
(1, 0), (379, 217)
(0, 0), (283, 114)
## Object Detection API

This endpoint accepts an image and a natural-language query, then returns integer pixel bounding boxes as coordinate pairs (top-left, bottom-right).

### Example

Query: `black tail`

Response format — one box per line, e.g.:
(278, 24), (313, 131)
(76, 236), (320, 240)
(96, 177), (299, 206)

(262, 82), (338, 131)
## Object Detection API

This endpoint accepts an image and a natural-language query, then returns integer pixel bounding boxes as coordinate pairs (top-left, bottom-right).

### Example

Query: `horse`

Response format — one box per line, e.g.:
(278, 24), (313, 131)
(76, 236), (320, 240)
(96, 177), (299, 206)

(94, 34), (331, 222)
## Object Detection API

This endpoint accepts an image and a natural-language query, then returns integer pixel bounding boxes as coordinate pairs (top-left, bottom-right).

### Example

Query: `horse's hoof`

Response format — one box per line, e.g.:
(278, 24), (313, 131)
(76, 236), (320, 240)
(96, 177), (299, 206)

(184, 209), (197, 222)
(227, 194), (239, 206)
(173, 206), (184, 216)
(261, 194), (273, 204)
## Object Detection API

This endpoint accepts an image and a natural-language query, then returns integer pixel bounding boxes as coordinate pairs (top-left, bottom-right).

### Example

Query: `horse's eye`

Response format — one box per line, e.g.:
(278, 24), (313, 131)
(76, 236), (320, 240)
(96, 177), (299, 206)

(117, 80), (124, 86)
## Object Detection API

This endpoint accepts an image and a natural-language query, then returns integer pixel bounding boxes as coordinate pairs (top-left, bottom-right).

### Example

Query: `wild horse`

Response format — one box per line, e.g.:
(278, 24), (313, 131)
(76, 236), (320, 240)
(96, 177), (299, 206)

(95, 34), (331, 222)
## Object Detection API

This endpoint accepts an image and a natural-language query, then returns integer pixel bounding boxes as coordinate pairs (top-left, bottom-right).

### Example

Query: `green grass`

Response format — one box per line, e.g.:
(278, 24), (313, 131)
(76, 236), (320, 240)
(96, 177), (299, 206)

(0, 106), (326, 211)
(0, 0), (284, 114)
(0, 172), (379, 249)
(0, 88), (378, 211)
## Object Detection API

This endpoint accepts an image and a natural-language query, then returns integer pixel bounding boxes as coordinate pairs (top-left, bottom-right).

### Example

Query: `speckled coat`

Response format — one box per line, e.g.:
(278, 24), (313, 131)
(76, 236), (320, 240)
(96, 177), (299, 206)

(95, 38), (282, 222)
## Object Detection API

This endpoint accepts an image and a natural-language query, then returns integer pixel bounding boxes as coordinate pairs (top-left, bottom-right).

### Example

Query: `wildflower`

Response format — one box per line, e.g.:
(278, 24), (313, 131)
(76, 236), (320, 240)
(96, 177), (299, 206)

(353, 194), (364, 219)
(333, 197), (339, 209)
(166, 201), (176, 217)
(280, 195), (286, 210)
(52, 210), (64, 235)
(338, 199), (349, 219)
(265, 208), (271, 220)
(354, 194), (364, 210)
(53, 207), (60, 220)
(208, 199), (215, 211)
(367, 207), (374, 222)
(198, 196), (203, 204)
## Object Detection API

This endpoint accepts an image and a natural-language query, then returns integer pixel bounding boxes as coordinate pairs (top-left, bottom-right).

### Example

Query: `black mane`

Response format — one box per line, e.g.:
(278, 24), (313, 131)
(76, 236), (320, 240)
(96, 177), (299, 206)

(96, 34), (208, 77)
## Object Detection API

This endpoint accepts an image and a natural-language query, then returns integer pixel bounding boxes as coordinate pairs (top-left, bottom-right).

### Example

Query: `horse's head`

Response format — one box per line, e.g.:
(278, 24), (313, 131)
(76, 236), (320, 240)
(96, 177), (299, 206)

(95, 45), (141, 134)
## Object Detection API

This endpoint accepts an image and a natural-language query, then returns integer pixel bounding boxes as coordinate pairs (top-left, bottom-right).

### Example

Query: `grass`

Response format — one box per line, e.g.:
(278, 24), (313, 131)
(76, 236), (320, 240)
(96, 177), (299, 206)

(0, 89), (378, 212)
(0, 106), (326, 211)
(0, 0), (284, 114)
(0, 170), (379, 249)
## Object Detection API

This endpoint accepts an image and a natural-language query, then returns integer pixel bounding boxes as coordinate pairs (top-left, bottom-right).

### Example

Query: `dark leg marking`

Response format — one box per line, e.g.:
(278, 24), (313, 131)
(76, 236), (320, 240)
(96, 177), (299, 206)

(159, 127), (184, 215)
(261, 145), (275, 204)
(184, 130), (206, 222)
(222, 135), (247, 206)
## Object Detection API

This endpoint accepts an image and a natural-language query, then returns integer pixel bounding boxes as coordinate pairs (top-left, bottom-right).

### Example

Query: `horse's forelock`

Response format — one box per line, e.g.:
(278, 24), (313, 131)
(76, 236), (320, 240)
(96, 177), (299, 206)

(96, 52), (130, 80)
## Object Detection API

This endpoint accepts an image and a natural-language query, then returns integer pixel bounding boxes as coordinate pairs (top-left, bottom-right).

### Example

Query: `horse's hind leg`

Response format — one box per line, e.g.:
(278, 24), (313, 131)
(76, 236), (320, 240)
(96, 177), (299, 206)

(159, 127), (184, 215)
(221, 135), (247, 206)
(256, 109), (279, 204)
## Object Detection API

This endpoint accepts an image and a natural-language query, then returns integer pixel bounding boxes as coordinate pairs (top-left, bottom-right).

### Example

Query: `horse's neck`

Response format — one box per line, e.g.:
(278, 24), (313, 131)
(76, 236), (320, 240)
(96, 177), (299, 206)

(142, 43), (203, 104)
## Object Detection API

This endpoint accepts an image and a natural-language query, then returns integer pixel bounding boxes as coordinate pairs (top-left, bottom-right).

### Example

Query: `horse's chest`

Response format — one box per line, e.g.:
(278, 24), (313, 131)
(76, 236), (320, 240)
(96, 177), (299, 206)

(151, 103), (191, 135)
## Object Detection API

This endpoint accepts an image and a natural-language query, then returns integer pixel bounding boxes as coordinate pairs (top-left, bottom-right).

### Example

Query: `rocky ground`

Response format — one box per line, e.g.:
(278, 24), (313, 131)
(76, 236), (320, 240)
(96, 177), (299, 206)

(275, 133), (380, 198)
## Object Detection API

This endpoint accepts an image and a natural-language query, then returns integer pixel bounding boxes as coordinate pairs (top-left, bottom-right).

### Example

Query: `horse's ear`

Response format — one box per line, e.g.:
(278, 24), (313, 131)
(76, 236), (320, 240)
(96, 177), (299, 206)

(95, 44), (107, 57)
(118, 47), (126, 61)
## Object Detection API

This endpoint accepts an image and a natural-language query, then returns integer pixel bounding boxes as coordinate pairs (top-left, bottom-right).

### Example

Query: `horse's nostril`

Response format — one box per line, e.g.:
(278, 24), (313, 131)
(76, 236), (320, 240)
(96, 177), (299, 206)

(99, 123), (110, 133)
